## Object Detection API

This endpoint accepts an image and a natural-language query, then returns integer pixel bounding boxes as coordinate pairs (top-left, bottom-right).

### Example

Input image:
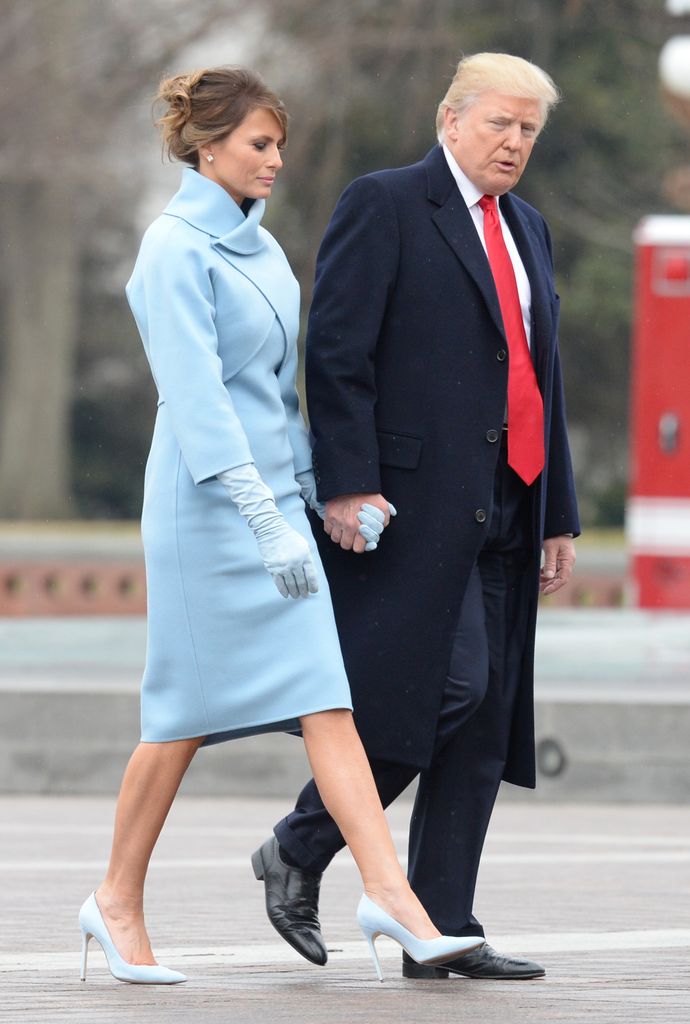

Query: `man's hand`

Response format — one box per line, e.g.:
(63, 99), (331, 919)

(324, 493), (393, 553)
(540, 535), (576, 595)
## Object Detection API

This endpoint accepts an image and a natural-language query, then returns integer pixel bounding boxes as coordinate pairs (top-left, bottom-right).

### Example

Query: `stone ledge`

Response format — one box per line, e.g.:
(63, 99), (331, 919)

(1, 688), (688, 802)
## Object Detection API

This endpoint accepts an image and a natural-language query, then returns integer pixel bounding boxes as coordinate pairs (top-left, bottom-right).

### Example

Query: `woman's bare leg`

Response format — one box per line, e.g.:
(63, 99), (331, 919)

(95, 737), (204, 963)
(300, 709), (439, 938)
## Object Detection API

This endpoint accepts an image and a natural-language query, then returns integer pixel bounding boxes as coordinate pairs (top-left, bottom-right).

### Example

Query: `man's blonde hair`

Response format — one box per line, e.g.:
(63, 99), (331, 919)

(436, 52), (560, 141)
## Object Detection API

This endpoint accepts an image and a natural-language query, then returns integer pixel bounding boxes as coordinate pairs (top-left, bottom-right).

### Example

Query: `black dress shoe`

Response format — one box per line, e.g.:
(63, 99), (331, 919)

(402, 943), (545, 980)
(251, 836), (327, 966)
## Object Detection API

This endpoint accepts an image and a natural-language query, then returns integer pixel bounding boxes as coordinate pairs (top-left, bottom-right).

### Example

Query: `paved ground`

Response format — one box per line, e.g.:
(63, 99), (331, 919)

(1, 795), (689, 1023)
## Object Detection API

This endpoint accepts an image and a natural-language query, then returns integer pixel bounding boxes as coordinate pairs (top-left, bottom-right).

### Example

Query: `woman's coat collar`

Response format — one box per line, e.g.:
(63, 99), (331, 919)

(163, 167), (266, 254)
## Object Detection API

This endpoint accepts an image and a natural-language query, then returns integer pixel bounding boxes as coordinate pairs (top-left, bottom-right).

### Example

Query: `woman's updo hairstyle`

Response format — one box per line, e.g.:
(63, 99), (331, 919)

(155, 66), (288, 167)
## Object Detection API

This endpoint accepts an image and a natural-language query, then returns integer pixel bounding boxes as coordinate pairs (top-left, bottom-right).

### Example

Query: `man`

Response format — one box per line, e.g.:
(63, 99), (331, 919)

(252, 52), (579, 981)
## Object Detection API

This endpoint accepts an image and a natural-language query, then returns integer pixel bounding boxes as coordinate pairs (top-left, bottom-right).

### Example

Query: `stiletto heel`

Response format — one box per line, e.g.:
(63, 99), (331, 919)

(362, 929), (385, 982)
(357, 894), (484, 982)
(80, 931), (90, 981)
(78, 893), (187, 985)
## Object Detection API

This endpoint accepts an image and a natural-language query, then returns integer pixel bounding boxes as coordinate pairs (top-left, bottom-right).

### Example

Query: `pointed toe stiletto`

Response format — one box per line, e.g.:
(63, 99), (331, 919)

(79, 893), (187, 985)
(357, 893), (484, 982)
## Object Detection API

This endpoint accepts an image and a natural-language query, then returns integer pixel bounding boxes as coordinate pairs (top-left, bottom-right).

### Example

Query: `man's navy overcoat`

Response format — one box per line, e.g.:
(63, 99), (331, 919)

(306, 145), (580, 787)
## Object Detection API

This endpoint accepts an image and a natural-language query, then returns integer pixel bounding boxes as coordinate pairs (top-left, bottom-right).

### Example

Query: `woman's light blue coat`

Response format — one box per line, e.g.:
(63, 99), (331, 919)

(126, 168), (351, 744)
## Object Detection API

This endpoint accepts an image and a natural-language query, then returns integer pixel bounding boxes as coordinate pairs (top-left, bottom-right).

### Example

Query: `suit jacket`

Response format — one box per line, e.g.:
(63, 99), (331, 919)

(306, 145), (580, 785)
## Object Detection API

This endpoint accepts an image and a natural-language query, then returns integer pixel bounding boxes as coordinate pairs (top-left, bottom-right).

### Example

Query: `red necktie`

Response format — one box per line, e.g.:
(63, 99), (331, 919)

(478, 194), (544, 485)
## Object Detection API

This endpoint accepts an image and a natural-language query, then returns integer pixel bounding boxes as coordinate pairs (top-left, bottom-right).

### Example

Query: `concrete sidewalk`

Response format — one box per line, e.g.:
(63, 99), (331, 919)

(1, 795), (689, 1023)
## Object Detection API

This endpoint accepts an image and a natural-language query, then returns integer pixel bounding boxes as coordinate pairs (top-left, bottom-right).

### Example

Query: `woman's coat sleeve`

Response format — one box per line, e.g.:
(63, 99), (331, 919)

(127, 219), (255, 485)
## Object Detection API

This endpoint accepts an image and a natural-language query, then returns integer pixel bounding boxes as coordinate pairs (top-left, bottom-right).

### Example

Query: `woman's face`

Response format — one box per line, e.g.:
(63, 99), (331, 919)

(199, 107), (284, 205)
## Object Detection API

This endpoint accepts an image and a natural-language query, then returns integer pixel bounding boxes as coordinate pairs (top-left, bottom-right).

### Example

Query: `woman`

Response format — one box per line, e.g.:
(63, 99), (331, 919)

(78, 66), (480, 985)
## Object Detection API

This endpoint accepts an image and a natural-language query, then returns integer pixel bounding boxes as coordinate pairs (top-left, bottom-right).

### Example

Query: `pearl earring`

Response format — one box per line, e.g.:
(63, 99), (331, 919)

(206, 154), (214, 163)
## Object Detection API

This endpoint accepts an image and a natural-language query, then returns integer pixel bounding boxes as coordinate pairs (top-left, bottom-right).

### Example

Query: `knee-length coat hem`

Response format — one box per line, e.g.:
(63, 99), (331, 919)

(140, 697), (353, 747)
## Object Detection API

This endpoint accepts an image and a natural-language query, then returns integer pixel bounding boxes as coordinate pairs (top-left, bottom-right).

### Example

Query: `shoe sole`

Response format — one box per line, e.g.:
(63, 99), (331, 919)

(402, 960), (545, 980)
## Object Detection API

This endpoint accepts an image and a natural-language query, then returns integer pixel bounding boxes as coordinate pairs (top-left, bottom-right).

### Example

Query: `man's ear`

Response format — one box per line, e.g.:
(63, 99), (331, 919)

(443, 107), (459, 142)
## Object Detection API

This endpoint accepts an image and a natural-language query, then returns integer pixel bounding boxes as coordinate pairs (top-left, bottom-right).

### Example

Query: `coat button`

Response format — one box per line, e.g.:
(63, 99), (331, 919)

(475, 508), (487, 523)
(486, 429), (499, 443)
(497, 348), (507, 362)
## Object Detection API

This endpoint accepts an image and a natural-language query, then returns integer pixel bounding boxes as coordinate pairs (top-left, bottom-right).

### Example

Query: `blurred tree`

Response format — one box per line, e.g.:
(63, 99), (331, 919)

(0, 0), (241, 519)
(71, 200), (156, 519)
(1, 0), (685, 524)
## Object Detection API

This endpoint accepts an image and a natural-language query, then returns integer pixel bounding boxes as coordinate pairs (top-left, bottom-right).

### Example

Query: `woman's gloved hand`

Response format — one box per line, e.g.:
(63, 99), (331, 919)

(251, 514), (319, 598)
(217, 463), (318, 599)
(357, 502), (397, 551)
(295, 469), (326, 520)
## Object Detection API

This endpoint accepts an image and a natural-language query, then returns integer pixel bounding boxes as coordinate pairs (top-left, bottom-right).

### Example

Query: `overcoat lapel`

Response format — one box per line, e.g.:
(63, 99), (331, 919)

(425, 146), (554, 378)
(426, 147), (506, 340)
(164, 169), (299, 348)
(213, 207), (300, 350)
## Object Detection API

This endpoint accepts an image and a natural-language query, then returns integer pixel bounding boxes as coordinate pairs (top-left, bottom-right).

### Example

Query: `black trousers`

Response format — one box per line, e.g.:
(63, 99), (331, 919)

(274, 438), (534, 936)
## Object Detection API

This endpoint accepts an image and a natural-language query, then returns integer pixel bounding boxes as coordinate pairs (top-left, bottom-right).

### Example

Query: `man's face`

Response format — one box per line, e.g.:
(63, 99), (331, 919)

(443, 91), (542, 196)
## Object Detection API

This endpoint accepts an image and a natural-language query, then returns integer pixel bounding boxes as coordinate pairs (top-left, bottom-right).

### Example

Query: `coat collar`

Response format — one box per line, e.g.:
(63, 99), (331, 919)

(162, 167), (297, 348)
(425, 145), (552, 365)
(163, 167), (266, 254)
(425, 146), (506, 340)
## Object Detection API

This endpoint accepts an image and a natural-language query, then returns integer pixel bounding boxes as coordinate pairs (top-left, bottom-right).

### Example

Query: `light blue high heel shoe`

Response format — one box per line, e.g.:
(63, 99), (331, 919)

(79, 892), (187, 984)
(357, 893), (484, 982)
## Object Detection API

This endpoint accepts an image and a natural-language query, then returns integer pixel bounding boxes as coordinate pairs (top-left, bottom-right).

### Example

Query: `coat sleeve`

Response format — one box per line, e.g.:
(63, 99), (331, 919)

(544, 341), (581, 538)
(539, 215), (581, 538)
(305, 175), (400, 500)
(128, 220), (255, 485)
(276, 340), (313, 476)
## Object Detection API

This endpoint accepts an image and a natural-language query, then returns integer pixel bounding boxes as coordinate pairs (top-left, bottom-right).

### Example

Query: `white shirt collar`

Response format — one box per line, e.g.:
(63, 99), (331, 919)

(442, 143), (486, 210)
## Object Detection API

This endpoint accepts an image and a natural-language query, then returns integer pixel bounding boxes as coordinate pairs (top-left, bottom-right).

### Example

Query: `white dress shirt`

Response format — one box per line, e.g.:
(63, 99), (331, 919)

(442, 144), (532, 349)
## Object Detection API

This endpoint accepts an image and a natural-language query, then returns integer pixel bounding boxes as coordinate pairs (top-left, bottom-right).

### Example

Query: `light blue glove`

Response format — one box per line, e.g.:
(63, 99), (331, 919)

(357, 502), (397, 551)
(295, 469), (326, 520)
(217, 464), (318, 599)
